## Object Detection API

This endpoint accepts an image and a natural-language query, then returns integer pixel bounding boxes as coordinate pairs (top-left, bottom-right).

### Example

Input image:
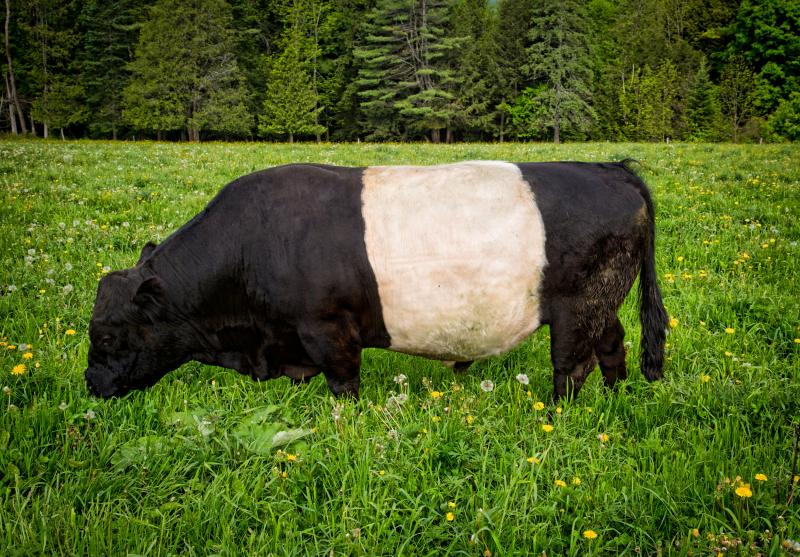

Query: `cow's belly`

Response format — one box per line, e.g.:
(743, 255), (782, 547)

(361, 161), (547, 361)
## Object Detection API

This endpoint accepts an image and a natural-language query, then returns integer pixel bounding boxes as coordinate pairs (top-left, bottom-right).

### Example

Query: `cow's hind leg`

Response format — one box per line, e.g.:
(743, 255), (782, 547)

(595, 317), (627, 389)
(549, 309), (598, 402)
(297, 317), (362, 398)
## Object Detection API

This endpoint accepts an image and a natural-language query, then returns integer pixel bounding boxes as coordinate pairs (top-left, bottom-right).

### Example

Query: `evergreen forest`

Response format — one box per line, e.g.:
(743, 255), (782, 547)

(1, 0), (798, 143)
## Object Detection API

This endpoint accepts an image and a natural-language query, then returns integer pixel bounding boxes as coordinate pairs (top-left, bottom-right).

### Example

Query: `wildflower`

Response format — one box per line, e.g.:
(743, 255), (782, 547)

(378, 470), (385, 476)
(725, 327), (735, 334)
(280, 471), (288, 479)
(754, 473), (767, 481)
(466, 414), (474, 425)
(735, 484), (752, 498)
(555, 407), (562, 415)
(527, 456), (540, 464)
(480, 380), (494, 392)
(431, 415), (440, 423)
(286, 453), (297, 462)
(692, 528), (700, 537)
(65, 329), (76, 336)
(58, 401), (68, 411)
(430, 390), (442, 399)
(598, 433), (609, 443)
(84, 409), (96, 420)
(7, 345), (16, 350)
(533, 401), (545, 411)
(516, 373), (529, 385)
(725, 351), (733, 357)
(554, 479), (566, 488)
(64, 262), (73, 271)
(2, 386), (10, 395)
(669, 317), (679, 329)
(11, 364), (25, 375)
(794, 338), (800, 344)
(541, 424), (553, 433)
(393, 374), (407, 385)
(483, 548), (491, 557)
(63, 284), (74, 295)
(583, 530), (598, 540)
(22, 352), (33, 360)
(18, 343), (28, 351)
(701, 375), (711, 383)
(572, 476), (581, 486)
(448, 501), (456, 509)
(446, 512), (455, 522)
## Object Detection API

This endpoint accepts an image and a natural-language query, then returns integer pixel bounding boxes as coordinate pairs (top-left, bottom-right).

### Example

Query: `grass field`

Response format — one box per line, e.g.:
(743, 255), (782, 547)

(1, 140), (799, 556)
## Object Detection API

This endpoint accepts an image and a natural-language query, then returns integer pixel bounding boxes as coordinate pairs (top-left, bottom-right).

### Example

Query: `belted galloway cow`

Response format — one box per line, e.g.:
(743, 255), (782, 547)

(85, 161), (668, 401)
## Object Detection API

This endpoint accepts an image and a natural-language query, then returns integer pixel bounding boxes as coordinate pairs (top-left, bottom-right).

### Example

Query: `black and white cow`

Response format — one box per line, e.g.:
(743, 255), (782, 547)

(85, 161), (668, 401)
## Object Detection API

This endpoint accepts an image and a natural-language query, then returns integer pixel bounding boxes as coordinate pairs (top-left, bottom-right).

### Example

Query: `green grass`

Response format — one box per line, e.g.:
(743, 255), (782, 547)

(1, 140), (798, 556)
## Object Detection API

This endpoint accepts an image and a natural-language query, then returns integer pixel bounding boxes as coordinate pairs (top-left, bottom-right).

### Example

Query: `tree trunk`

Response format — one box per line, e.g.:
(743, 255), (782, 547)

(288, 132), (293, 143)
(3, 76), (17, 134)
(4, 0), (26, 133)
(60, 127), (64, 140)
(29, 111), (35, 136)
(157, 130), (162, 141)
(431, 128), (440, 143)
(112, 124), (117, 141)
(43, 122), (48, 138)
(446, 127), (453, 144)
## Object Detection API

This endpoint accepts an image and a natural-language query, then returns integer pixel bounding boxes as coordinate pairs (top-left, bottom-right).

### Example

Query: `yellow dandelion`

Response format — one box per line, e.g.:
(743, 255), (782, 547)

(794, 338), (800, 344)
(7, 345), (16, 350)
(554, 479), (566, 488)
(22, 352), (33, 360)
(754, 473), (767, 481)
(724, 327), (735, 334)
(286, 453), (297, 462)
(598, 433), (609, 443)
(527, 456), (540, 464)
(669, 317), (679, 329)
(692, 528), (700, 538)
(555, 407), (562, 415)
(533, 401), (545, 411)
(446, 512), (455, 522)
(466, 414), (474, 425)
(541, 424), (554, 433)
(701, 374), (711, 383)
(378, 470), (385, 476)
(430, 390), (442, 399)
(734, 484), (752, 498)
(12, 364), (26, 375)
(65, 329), (76, 336)
(447, 501), (456, 509)
(432, 415), (441, 423)
(572, 476), (581, 486)
(483, 548), (491, 557)
(280, 471), (288, 479)
(583, 530), (598, 540)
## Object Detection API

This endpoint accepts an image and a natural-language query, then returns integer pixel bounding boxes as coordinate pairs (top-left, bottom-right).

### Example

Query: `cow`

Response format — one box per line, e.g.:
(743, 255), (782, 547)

(85, 161), (668, 401)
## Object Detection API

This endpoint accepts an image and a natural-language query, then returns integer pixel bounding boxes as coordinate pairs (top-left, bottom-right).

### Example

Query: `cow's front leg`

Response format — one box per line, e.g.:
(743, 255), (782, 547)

(297, 317), (362, 398)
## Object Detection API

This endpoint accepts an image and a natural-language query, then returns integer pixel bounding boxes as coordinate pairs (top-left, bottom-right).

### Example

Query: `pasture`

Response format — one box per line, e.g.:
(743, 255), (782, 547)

(0, 140), (798, 556)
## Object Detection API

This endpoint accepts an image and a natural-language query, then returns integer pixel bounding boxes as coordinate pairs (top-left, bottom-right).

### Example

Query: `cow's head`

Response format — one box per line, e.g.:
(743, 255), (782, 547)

(85, 244), (189, 397)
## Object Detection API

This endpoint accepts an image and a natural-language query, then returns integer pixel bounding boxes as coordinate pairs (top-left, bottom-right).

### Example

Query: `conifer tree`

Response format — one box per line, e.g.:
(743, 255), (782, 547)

(355, 0), (466, 142)
(259, 42), (325, 142)
(524, 0), (595, 143)
(122, 0), (252, 140)
(687, 59), (722, 141)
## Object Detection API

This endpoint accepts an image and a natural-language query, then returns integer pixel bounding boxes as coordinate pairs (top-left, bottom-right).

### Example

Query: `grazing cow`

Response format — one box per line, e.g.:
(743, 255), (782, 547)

(85, 161), (668, 401)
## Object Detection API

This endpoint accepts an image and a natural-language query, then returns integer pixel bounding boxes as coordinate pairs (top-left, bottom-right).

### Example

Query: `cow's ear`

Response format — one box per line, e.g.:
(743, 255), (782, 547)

(132, 275), (165, 309)
(137, 241), (157, 265)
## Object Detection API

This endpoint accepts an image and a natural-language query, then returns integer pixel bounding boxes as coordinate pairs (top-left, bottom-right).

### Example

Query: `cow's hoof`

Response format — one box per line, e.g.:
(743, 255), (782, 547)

(642, 368), (663, 381)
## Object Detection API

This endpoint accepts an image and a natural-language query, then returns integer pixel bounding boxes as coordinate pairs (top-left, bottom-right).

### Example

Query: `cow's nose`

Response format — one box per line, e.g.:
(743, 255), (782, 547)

(85, 367), (109, 397)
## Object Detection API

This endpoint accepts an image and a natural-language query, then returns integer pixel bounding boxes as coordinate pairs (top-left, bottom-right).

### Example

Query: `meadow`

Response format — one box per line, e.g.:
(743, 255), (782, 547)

(0, 140), (798, 556)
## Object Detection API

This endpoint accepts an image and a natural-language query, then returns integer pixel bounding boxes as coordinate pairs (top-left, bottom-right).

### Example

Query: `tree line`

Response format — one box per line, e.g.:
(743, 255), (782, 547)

(1, 0), (798, 143)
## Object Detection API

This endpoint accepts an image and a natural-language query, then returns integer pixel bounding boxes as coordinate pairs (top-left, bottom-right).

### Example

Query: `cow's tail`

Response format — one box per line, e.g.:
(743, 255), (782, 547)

(618, 160), (669, 381)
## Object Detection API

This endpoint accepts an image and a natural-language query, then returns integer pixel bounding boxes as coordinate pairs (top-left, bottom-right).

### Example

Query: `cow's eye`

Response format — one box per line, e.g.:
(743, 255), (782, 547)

(100, 334), (115, 348)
